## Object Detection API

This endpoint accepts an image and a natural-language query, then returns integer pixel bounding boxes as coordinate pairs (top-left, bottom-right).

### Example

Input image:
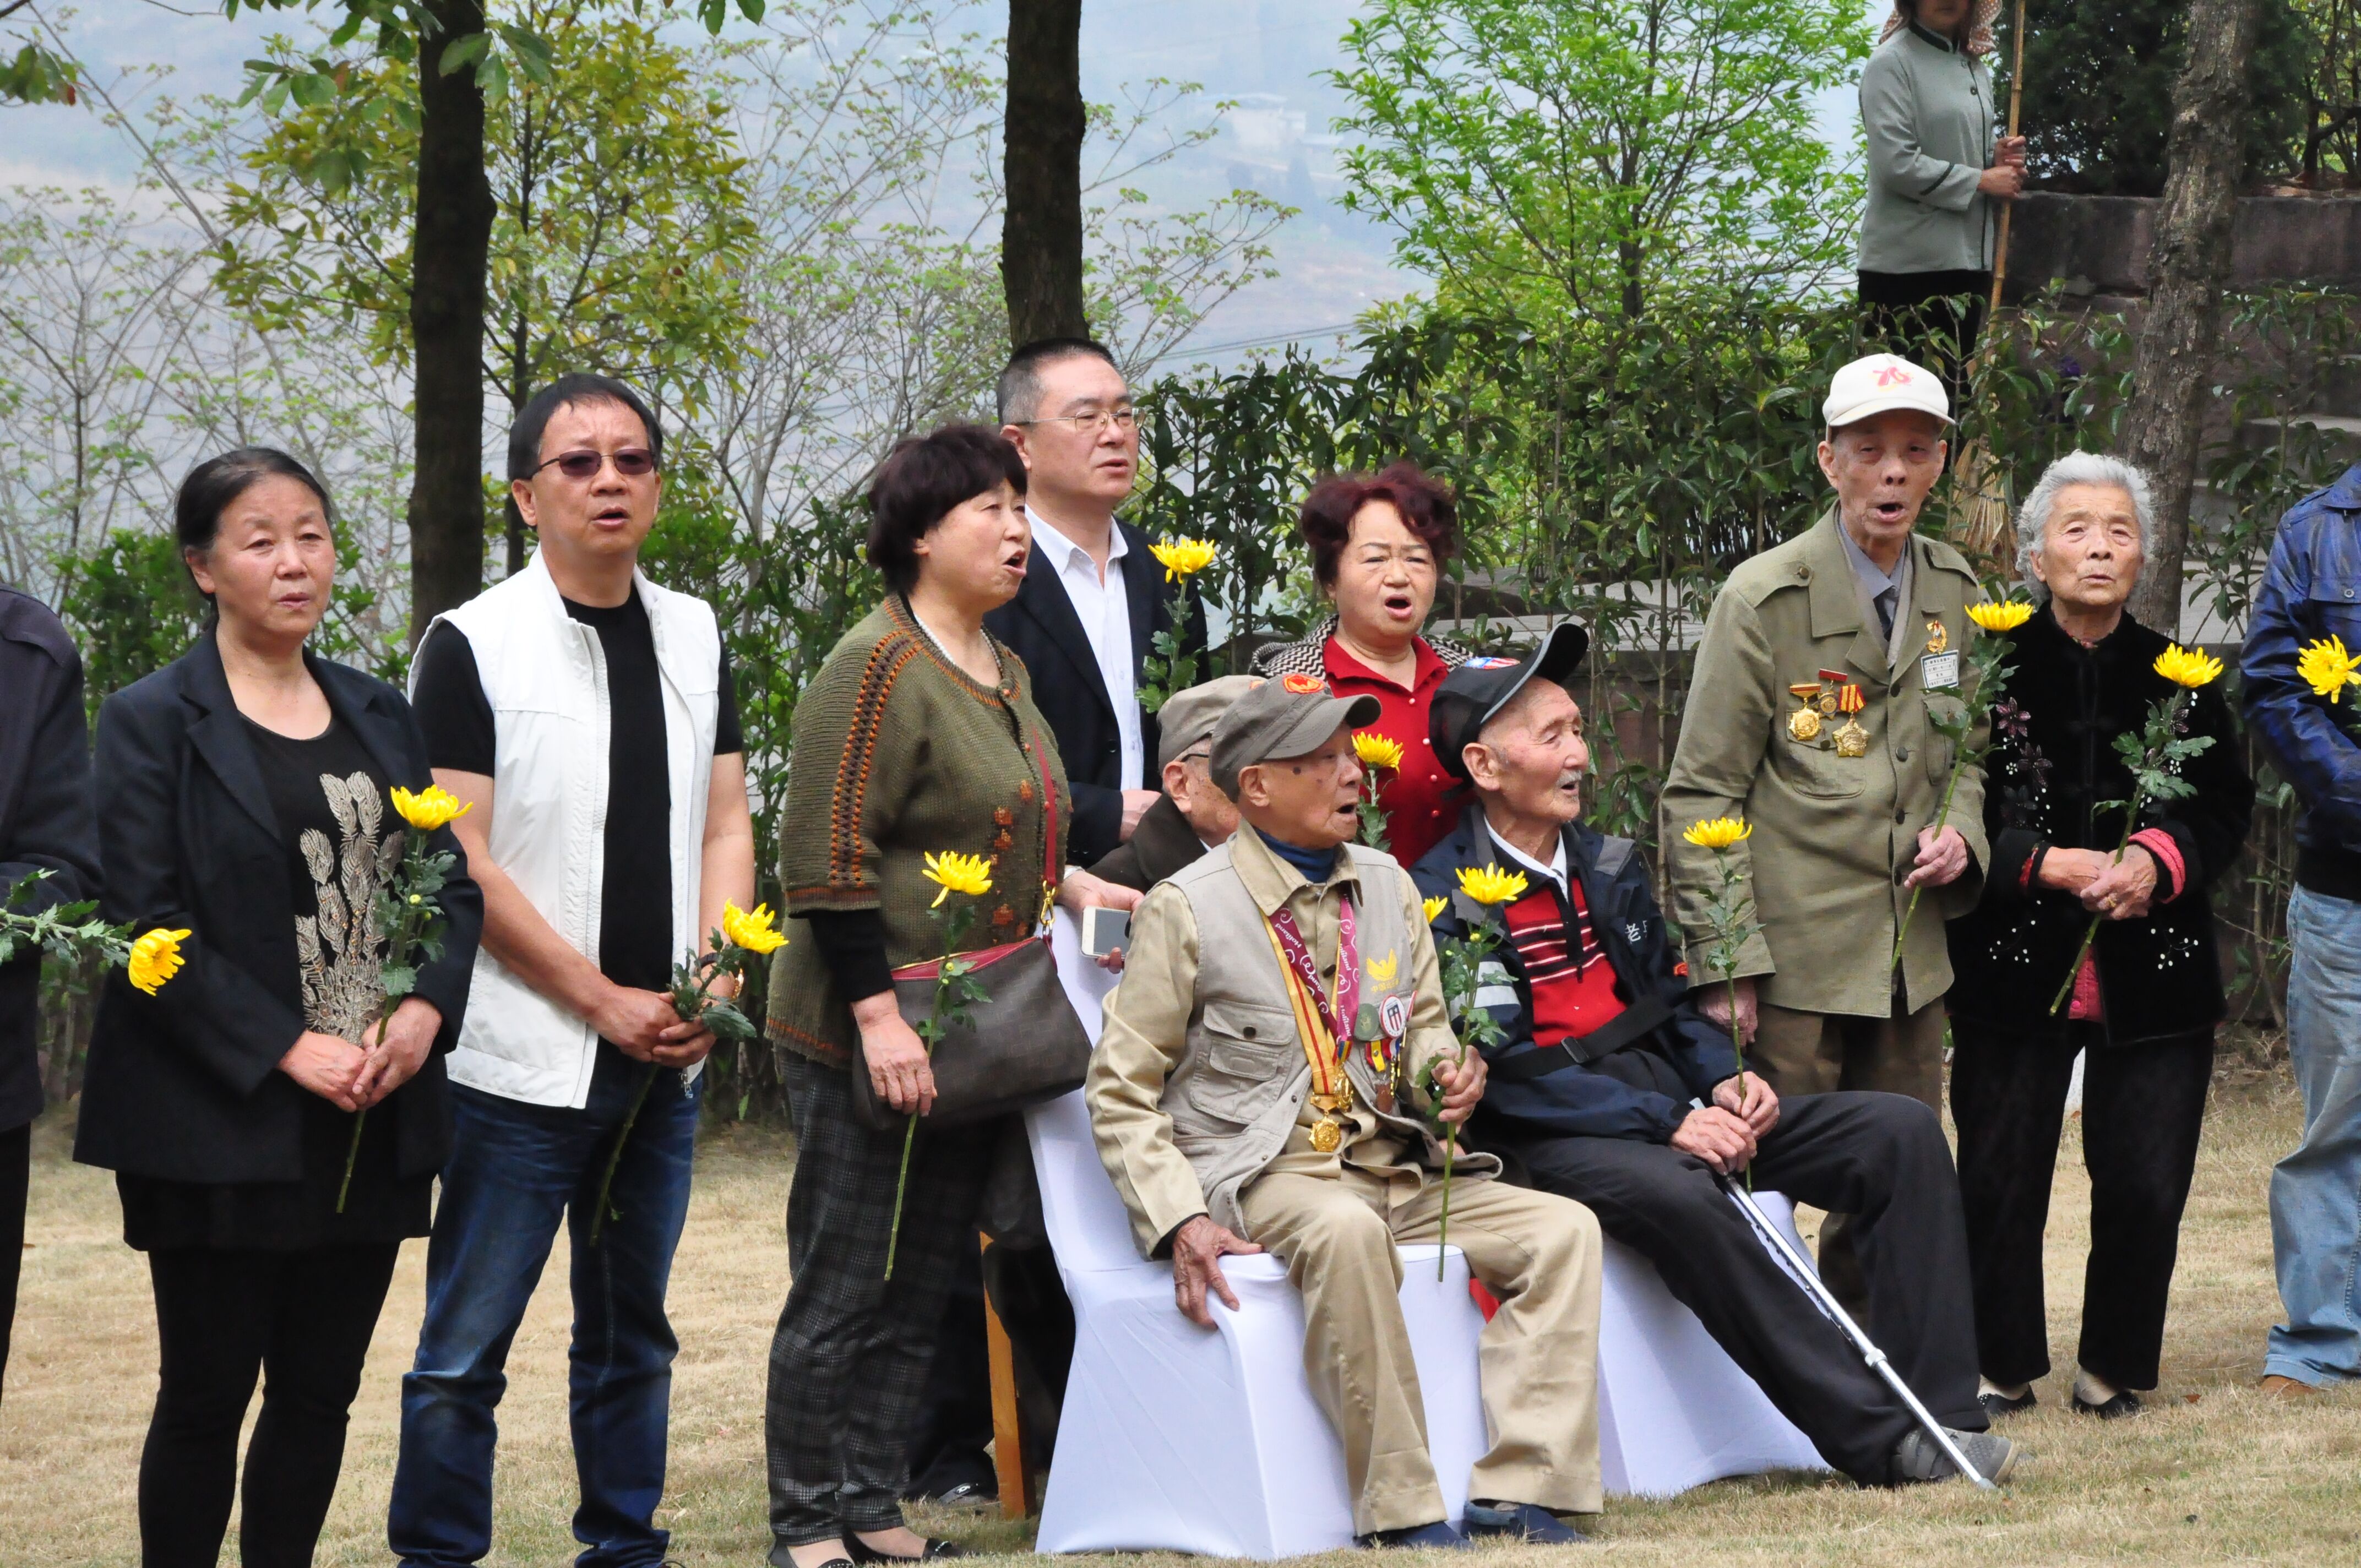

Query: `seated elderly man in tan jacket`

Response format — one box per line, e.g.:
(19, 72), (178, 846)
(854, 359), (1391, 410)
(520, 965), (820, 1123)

(1086, 673), (1604, 1548)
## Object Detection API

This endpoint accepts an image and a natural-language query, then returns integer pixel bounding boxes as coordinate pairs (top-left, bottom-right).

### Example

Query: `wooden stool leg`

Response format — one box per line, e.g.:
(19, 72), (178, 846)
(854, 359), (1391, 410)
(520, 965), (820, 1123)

(980, 1233), (1035, 1518)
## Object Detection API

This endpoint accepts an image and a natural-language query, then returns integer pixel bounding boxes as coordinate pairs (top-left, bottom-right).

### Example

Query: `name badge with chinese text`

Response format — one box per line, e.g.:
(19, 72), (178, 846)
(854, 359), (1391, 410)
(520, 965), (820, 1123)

(1921, 651), (1961, 690)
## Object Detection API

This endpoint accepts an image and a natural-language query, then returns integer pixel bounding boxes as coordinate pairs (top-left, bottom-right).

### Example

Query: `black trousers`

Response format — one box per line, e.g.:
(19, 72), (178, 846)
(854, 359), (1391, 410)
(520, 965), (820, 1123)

(1858, 268), (1990, 428)
(905, 1239), (1074, 1497)
(1950, 1019), (2215, 1391)
(1503, 1091), (1985, 1482)
(0, 1119), (26, 1405)
(140, 1242), (401, 1568)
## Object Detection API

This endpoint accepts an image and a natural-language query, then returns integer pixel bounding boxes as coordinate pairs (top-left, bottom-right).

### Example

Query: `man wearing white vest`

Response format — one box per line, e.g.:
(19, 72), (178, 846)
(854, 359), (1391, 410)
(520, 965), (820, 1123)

(390, 374), (757, 1567)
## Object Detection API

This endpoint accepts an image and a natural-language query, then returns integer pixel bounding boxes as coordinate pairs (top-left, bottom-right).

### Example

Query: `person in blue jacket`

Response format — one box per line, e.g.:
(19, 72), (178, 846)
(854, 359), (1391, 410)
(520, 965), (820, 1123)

(1408, 625), (2012, 1487)
(2240, 462), (2361, 1397)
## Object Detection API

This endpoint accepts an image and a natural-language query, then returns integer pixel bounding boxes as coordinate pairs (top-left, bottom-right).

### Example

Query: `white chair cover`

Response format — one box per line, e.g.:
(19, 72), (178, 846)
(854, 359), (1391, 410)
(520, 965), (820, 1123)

(1029, 912), (1486, 1557)
(1026, 910), (1827, 1554)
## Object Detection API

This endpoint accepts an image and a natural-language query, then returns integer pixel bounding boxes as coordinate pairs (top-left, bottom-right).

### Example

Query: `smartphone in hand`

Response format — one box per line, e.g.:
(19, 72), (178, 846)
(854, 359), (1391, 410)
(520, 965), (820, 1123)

(1081, 906), (1131, 960)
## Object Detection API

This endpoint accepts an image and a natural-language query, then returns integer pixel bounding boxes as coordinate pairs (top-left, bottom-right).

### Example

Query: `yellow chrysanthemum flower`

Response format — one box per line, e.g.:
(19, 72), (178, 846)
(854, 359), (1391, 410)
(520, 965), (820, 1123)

(2153, 644), (2224, 690)
(1353, 730), (1405, 772)
(922, 850), (995, 907)
(1682, 816), (1754, 851)
(721, 901), (788, 955)
(127, 927), (191, 995)
(1149, 537), (1217, 582)
(1456, 864), (1530, 906)
(390, 785), (471, 832)
(1422, 895), (1450, 925)
(2298, 635), (2361, 704)
(1965, 600), (2034, 634)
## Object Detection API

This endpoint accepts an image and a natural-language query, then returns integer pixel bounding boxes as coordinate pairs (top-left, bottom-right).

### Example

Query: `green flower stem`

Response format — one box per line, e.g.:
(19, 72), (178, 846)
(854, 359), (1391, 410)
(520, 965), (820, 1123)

(1890, 755), (1967, 973)
(341, 877), (429, 1216)
(1725, 974), (1752, 1193)
(1436, 1042), (1464, 1282)
(884, 1108), (923, 1281)
(588, 1065), (663, 1246)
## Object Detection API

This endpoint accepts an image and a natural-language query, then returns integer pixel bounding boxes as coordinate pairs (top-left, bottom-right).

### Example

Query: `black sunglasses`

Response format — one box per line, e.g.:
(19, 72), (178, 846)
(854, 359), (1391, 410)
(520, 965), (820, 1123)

(530, 448), (659, 481)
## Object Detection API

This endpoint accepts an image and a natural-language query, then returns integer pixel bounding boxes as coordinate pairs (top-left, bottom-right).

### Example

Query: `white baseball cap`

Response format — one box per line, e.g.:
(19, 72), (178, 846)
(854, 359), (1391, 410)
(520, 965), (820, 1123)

(1822, 352), (1951, 429)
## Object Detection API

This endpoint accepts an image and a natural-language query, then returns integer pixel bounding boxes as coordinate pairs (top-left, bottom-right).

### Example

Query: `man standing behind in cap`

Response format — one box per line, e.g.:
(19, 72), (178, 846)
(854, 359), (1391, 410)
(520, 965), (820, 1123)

(1413, 627), (2011, 1487)
(1088, 674), (1604, 1547)
(1092, 675), (1256, 892)
(1661, 352), (1988, 1301)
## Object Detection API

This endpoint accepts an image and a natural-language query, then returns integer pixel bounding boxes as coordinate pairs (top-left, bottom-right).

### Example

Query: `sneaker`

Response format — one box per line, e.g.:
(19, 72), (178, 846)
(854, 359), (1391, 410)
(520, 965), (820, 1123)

(1978, 1387), (2036, 1420)
(1462, 1501), (1588, 1545)
(1889, 1427), (2022, 1486)
(1358, 1520), (1471, 1550)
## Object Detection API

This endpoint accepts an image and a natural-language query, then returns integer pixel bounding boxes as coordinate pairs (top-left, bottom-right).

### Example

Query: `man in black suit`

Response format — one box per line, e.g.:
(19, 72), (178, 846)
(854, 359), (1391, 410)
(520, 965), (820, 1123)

(984, 337), (1204, 869)
(0, 587), (100, 1404)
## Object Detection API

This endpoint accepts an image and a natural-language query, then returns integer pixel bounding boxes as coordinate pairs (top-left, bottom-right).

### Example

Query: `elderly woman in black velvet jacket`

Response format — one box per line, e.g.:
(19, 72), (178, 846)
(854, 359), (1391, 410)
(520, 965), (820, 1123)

(1946, 451), (2254, 1425)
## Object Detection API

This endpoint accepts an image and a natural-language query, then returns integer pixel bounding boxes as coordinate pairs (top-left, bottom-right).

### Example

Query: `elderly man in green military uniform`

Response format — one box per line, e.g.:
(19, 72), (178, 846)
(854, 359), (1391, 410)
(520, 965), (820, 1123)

(1661, 351), (1988, 1296)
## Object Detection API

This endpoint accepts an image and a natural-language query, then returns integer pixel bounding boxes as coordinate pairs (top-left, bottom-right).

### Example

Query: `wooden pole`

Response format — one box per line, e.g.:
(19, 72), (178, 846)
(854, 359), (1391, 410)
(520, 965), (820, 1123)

(1984, 0), (2030, 323)
(980, 1234), (1035, 1519)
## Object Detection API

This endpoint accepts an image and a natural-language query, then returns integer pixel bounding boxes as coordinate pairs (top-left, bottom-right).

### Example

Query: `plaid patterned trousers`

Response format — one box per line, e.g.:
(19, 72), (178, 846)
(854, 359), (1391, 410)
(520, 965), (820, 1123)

(766, 1052), (996, 1554)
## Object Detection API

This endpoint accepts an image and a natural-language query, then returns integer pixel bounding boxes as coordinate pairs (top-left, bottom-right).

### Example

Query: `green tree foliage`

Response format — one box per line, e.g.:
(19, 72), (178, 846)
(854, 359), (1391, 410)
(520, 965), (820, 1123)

(1330, 0), (1869, 322)
(2008, 0), (2313, 195)
(1, 0), (75, 105)
(58, 531), (209, 709)
(214, 2), (757, 426)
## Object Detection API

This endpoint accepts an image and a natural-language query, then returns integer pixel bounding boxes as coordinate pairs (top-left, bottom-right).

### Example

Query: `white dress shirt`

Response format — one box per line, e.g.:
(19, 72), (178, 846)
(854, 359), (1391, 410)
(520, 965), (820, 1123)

(1028, 505), (1145, 791)
(1488, 823), (1570, 894)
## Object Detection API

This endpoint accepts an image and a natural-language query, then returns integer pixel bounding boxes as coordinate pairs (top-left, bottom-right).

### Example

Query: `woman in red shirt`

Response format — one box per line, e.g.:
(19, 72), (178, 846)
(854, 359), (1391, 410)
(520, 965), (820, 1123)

(1252, 462), (1470, 867)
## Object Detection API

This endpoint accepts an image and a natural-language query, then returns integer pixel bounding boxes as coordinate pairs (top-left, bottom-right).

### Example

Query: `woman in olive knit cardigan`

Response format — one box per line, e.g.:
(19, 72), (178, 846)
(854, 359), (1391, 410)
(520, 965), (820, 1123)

(760, 425), (1072, 1568)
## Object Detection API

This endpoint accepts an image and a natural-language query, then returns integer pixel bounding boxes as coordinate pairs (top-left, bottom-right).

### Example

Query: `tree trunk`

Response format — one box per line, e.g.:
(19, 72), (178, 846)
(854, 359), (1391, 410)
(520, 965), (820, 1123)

(2121, 0), (2265, 638)
(407, 1), (496, 646)
(1002, 0), (1087, 347)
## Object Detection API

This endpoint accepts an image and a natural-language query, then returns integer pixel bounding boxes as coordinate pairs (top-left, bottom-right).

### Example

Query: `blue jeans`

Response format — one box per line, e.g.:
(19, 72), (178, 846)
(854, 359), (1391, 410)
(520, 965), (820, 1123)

(389, 1049), (701, 1566)
(2266, 886), (2361, 1386)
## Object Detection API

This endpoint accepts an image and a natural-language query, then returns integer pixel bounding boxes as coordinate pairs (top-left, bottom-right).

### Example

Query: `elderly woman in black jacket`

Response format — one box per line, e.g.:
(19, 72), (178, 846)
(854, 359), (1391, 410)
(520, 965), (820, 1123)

(1947, 451), (2254, 1424)
(73, 449), (481, 1568)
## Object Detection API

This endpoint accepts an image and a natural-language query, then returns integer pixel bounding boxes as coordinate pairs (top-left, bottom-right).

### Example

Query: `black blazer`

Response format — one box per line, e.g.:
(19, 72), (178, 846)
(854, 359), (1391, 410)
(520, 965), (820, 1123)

(1946, 607), (2255, 1045)
(72, 633), (482, 1184)
(0, 590), (102, 1133)
(984, 516), (1204, 866)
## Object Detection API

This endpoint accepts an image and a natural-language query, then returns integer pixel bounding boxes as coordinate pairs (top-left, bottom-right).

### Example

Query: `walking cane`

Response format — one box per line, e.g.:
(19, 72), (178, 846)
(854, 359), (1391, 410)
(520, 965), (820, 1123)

(1713, 1169), (2000, 1490)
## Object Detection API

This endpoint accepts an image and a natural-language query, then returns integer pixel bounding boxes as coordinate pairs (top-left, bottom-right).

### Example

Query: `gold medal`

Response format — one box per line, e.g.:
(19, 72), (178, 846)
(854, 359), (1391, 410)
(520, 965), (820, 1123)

(1786, 682), (1824, 743)
(1833, 682), (1869, 756)
(1310, 1119), (1342, 1153)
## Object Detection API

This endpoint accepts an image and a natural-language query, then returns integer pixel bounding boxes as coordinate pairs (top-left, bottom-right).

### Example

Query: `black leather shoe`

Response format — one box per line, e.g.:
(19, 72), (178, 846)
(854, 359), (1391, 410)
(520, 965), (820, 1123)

(847, 1537), (965, 1562)
(1979, 1387), (2036, 1420)
(2072, 1389), (2142, 1420)
(1357, 1520), (1471, 1550)
(1463, 1500), (1588, 1545)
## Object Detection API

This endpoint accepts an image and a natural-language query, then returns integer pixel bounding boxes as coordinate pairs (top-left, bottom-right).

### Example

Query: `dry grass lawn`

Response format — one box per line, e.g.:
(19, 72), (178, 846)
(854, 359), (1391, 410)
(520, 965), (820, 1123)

(4, 1074), (2358, 1566)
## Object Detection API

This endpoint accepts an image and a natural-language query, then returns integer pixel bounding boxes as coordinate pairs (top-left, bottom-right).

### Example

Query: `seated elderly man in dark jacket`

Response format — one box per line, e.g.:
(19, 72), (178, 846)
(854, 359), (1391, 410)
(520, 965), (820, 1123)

(1408, 625), (2016, 1488)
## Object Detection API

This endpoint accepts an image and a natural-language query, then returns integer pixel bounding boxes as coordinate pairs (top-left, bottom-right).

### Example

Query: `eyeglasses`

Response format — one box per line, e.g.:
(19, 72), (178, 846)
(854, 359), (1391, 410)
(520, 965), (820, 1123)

(1016, 408), (1139, 436)
(529, 448), (659, 481)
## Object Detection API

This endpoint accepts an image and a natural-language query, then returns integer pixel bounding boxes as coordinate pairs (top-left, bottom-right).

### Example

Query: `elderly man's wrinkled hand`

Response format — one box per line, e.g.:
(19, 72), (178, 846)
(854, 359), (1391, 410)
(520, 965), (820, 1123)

(1432, 1049), (1487, 1127)
(1903, 824), (1970, 890)
(1669, 1106), (1757, 1174)
(1171, 1215), (1263, 1327)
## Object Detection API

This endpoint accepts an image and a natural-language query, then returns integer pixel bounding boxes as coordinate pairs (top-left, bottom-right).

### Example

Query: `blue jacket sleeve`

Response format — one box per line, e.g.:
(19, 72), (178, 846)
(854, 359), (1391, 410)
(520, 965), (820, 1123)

(2242, 505), (2361, 849)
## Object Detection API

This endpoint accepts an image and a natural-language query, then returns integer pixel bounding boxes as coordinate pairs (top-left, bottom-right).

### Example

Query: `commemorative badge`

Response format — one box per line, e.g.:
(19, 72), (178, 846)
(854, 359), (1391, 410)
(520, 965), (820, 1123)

(1281, 672), (1325, 694)
(1924, 618), (1949, 655)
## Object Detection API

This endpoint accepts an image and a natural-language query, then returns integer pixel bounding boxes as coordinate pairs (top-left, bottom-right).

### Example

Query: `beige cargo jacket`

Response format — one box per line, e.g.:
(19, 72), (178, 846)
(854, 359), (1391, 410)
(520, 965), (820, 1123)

(1085, 829), (1492, 1257)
